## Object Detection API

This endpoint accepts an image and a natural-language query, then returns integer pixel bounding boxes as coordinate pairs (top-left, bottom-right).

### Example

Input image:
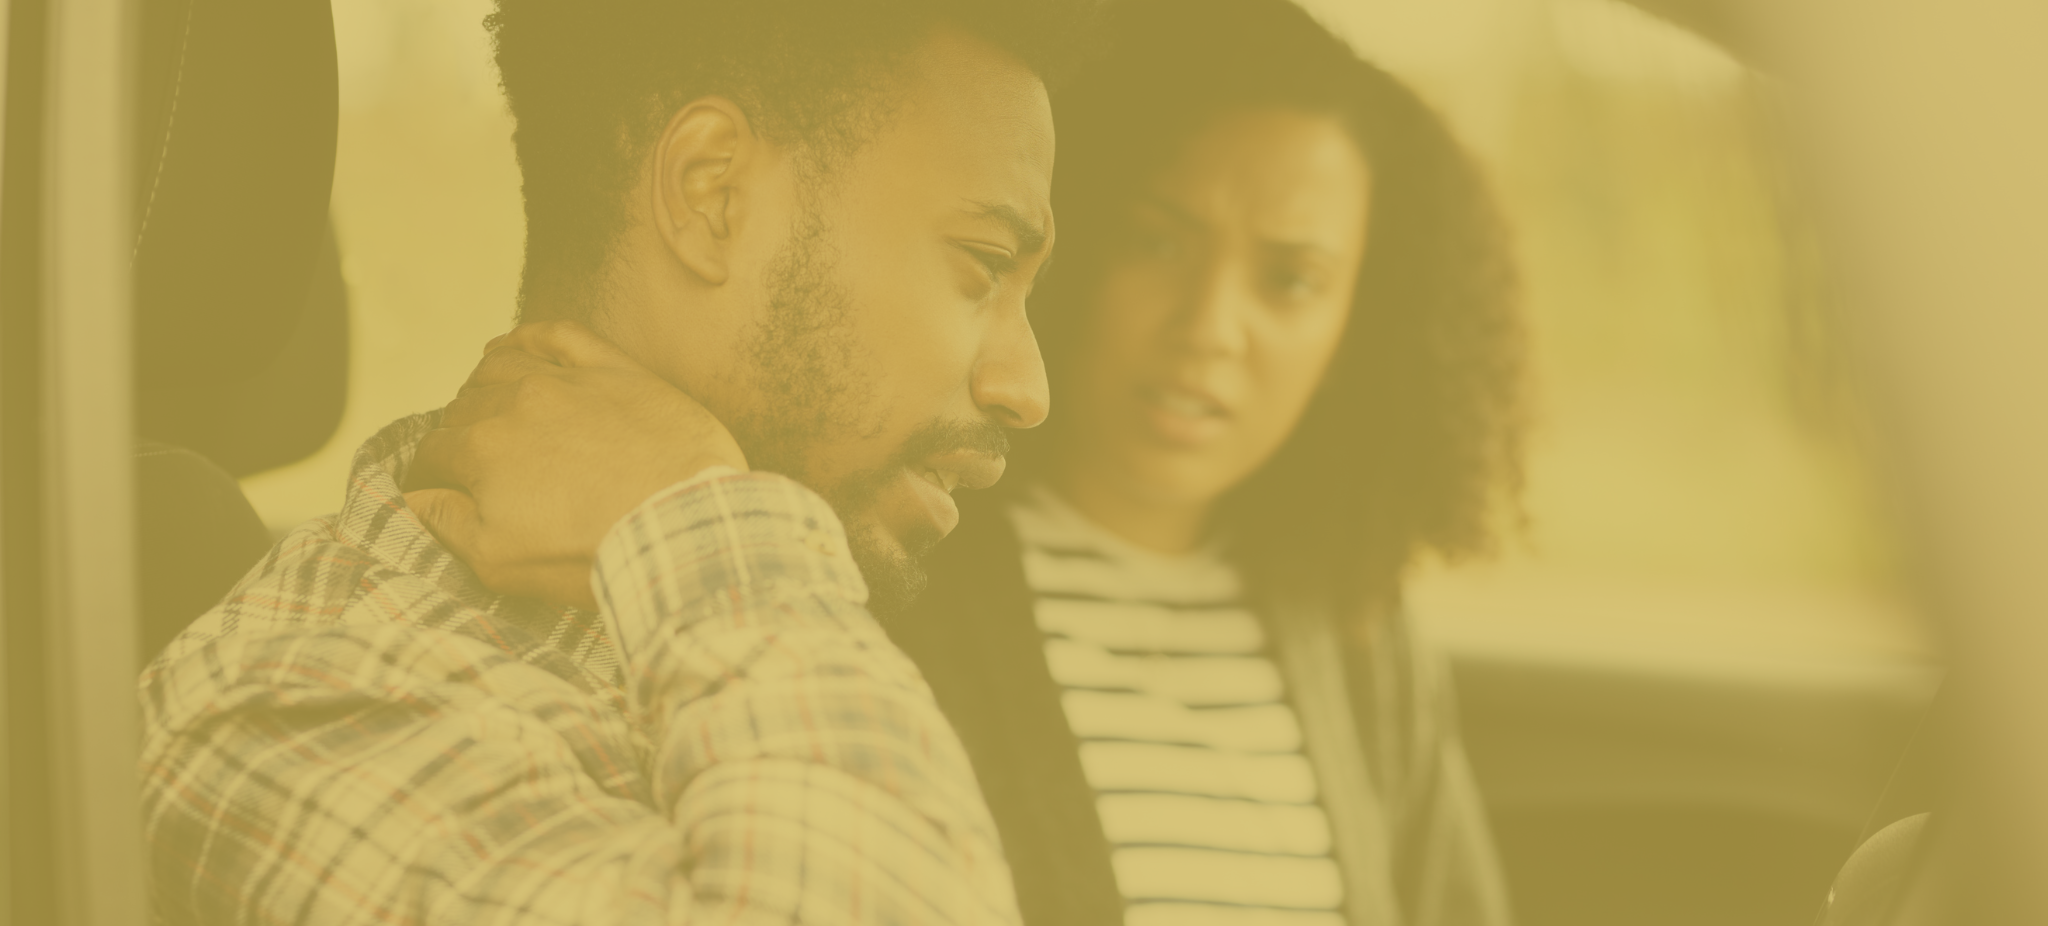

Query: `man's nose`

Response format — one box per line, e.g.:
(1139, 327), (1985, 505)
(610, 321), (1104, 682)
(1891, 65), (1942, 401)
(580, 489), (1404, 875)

(972, 309), (1051, 429)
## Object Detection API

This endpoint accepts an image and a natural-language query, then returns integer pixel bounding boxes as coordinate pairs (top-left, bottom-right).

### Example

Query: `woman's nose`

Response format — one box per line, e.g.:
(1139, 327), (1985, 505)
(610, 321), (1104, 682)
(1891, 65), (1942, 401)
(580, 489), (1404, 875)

(1174, 267), (1252, 359)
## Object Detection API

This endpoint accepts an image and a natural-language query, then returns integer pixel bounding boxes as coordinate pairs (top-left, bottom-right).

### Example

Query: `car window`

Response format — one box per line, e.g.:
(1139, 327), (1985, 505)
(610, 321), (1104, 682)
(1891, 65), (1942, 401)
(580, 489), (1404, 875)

(1303, 0), (1927, 670)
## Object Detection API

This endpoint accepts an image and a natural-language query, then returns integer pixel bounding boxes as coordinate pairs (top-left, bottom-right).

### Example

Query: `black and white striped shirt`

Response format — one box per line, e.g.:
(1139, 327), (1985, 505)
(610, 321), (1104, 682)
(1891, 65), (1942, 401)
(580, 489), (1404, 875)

(1013, 487), (1347, 926)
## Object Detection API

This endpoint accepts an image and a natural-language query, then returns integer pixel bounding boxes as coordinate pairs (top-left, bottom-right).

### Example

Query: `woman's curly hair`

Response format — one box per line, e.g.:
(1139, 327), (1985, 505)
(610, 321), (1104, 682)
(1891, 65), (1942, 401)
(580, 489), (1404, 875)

(1017, 0), (1527, 605)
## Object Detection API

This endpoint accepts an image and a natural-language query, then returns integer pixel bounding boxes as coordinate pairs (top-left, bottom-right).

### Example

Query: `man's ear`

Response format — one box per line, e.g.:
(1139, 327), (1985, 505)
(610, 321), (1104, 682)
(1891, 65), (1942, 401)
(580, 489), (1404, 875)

(652, 98), (756, 287)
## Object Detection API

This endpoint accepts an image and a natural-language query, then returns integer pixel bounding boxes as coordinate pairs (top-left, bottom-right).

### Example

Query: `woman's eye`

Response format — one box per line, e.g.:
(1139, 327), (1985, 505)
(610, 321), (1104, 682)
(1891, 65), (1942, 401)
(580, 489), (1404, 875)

(1266, 268), (1321, 301)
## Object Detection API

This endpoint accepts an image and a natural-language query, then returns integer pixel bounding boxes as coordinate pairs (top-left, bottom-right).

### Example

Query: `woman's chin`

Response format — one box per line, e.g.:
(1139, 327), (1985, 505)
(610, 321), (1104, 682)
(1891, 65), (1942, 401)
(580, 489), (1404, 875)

(1105, 449), (1243, 510)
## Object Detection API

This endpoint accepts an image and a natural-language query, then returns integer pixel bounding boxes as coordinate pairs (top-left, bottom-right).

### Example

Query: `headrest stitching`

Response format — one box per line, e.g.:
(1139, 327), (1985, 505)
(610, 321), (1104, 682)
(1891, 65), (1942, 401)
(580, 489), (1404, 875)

(133, 0), (196, 263)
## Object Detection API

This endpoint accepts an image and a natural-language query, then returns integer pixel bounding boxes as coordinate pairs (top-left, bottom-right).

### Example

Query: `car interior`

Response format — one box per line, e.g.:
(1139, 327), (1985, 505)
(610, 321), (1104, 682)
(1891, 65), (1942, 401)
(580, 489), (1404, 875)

(9, 0), (2041, 923)
(127, 0), (346, 661)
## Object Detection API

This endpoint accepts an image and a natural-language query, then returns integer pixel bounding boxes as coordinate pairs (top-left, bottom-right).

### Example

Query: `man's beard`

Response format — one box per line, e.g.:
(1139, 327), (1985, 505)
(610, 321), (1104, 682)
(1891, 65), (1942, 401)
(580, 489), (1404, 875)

(826, 418), (1012, 617)
(728, 205), (1009, 617)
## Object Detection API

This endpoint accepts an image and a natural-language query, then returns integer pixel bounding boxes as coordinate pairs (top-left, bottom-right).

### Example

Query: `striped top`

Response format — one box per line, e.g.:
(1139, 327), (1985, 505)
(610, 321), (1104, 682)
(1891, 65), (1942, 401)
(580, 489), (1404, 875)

(1012, 487), (1347, 926)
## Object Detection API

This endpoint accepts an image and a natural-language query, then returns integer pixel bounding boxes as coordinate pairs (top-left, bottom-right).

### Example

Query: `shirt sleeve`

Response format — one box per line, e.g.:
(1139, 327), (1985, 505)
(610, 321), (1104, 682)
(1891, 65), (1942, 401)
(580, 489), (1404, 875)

(138, 471), (1020, 926)
(593, 470), (1020, 923)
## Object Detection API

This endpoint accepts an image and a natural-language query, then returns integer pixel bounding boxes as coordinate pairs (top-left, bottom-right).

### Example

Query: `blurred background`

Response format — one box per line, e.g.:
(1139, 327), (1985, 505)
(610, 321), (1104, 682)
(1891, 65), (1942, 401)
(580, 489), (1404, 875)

(252, 0), (1929, 666)
(236, 1), (1939, 923)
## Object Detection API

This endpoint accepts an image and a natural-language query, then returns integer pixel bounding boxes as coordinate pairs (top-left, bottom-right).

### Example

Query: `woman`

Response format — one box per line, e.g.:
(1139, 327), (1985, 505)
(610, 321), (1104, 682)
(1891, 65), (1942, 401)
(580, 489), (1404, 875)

(888, 1), (1524, 925)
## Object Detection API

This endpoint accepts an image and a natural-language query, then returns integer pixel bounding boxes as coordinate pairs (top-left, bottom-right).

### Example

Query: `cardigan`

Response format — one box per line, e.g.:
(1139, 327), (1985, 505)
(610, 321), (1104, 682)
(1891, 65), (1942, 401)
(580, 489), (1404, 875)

(1007, 485), (1350, 923)
(885, 489), (1514, 926)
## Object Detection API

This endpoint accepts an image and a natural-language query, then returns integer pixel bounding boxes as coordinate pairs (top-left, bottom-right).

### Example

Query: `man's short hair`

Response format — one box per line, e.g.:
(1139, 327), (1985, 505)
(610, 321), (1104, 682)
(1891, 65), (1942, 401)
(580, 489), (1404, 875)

(488, 0), (1091, 316)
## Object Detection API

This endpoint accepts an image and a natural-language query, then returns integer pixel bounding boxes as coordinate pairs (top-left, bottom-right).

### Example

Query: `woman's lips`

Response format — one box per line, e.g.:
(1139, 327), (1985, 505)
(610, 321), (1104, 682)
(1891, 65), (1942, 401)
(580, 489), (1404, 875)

(1137, 384), (1231, 448)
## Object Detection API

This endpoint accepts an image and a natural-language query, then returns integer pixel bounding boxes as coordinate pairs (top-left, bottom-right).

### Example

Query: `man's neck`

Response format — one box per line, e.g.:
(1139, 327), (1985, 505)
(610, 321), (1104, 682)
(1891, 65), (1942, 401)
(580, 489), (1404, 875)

(517, 290), (612, 329)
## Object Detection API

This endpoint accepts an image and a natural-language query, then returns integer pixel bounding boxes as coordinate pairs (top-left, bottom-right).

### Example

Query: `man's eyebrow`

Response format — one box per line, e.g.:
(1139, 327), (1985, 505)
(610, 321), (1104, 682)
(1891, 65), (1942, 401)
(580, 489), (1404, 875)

(966, 201), (1051, 256)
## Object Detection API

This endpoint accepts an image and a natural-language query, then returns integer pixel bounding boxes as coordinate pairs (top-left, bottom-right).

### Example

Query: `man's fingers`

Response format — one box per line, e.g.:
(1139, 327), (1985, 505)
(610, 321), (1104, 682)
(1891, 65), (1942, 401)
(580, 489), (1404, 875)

(498, 319), (637, 370)
(513, 562), (602, 613)
(403, 488), (483, 562)
(462, 317), (637, 391)
(461, 345), (561, 393)
(407, 427), (481, 492)
(407, 489), (597, 608)
(440, 382), (523, 430)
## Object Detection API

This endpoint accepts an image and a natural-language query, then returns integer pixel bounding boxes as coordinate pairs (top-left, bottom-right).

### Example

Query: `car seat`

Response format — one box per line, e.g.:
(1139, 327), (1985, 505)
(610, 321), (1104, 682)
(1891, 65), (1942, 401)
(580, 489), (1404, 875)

(131, 0), (345, 661)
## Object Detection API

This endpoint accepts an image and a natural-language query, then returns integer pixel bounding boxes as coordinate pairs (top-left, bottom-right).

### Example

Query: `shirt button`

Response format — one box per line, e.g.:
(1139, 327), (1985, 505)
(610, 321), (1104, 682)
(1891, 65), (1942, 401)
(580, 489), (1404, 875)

(802, 528), (839, 557)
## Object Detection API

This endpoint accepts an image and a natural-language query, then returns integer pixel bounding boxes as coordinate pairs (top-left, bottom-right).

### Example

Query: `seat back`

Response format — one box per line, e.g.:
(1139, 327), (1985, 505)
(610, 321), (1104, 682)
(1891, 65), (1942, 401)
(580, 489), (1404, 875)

(132, 0), (343, 661)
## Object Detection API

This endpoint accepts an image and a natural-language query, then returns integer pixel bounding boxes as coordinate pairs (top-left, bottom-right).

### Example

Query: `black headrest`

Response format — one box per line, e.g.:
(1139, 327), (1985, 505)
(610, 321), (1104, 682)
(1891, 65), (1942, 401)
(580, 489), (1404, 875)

(133, 0), (343, 474)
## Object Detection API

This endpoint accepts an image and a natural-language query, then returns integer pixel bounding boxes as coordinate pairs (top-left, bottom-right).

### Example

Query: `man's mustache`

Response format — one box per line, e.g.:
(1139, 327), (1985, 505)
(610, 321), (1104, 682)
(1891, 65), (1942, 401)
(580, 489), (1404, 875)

(892, 417), (1011, 469)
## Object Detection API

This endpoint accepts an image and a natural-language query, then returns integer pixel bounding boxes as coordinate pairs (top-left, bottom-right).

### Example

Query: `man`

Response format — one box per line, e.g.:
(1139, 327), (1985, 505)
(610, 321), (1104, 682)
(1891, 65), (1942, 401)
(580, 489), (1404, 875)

(138, 2), (1079, 923)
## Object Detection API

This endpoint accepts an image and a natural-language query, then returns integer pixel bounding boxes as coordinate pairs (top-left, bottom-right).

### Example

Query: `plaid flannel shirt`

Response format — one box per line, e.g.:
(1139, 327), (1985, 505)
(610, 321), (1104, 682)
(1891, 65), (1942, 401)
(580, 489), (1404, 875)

(139, 411), (1022, 926)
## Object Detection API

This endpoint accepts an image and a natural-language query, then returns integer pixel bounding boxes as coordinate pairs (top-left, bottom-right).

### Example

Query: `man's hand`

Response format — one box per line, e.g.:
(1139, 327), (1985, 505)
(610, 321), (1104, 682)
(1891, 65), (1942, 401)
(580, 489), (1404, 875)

(403, 320), (747, 609)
